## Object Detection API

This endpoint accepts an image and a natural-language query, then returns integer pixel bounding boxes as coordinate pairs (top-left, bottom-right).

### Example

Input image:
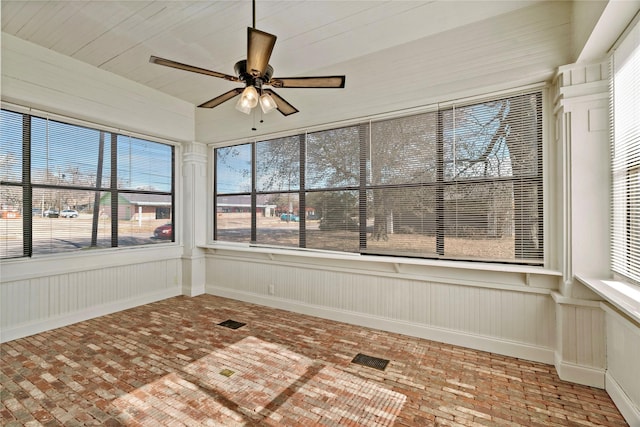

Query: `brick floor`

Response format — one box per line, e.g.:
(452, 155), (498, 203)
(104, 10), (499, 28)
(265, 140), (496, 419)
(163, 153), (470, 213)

(0, 295), (628, 426)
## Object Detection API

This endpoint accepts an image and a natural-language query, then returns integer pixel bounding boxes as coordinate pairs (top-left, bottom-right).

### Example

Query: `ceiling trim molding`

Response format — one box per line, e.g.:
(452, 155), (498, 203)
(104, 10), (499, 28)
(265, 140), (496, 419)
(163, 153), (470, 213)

(577, 1), (640, 63)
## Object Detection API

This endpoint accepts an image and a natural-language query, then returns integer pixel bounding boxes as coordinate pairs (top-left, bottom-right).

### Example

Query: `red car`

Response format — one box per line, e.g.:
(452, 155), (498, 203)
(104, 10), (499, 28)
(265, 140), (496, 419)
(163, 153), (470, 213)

(153, 223), (173, 240)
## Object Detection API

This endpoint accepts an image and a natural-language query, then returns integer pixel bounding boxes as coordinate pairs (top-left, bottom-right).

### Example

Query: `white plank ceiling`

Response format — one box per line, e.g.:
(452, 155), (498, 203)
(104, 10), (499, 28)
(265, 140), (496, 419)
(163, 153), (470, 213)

(2, 1), (587, 143)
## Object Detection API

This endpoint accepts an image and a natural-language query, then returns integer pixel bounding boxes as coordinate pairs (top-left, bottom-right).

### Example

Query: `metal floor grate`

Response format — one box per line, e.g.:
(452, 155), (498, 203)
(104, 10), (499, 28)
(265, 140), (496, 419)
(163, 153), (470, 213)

(218, 319), (246, 330)
(351, 353), (390, 371)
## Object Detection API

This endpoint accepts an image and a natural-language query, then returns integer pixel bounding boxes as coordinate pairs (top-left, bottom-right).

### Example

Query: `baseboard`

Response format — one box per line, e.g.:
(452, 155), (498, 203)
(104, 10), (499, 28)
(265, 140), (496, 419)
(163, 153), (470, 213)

(205, 285), (555, 365)
(606, 371), (640, 427)
(182, 283), (206, 297)
(554, 352), (606, 388)
(0, 287), (181, 343)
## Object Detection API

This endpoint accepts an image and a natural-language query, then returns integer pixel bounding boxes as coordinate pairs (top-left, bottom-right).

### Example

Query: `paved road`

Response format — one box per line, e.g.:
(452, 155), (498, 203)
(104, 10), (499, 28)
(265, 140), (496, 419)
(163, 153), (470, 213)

(0, 216), (169, 256)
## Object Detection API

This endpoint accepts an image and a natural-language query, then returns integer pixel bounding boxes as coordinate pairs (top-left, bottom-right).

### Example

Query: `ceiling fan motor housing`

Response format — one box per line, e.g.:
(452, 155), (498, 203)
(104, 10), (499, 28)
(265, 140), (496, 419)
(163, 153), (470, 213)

(234, 59), (273, 89)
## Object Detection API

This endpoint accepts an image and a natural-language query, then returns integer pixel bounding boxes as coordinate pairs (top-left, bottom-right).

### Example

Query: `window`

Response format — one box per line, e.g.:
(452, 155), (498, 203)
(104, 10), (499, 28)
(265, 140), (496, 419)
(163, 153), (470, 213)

(611, 17), (640, 284)
(214, 90), (543, 264)
(0, 109), (175, 259)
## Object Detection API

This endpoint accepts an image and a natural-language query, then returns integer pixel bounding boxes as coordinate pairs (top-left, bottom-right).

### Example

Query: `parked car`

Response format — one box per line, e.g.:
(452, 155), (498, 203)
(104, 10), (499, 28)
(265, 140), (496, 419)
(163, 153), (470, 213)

(153, 223), (173, 240)
(60, 209), (79, 218)
(43, 209), (59, 218)
(280, 213), (300, 222)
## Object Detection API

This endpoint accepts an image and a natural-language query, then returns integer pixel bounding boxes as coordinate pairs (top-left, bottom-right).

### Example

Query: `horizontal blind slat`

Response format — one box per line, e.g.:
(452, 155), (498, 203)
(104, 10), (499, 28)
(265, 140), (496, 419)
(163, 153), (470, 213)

(611, 17), (640, 284)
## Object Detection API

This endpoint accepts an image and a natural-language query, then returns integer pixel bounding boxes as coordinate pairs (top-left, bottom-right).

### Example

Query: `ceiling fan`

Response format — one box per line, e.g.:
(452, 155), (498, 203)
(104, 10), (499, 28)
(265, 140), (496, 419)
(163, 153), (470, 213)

(149, 1), (345, 117)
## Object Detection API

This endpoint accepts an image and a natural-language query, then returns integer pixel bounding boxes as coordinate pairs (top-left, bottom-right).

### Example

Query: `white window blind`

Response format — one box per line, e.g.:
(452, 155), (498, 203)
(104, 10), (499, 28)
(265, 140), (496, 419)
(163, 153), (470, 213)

(0, 110), (25, 258)
(367, 92), (543, 263)
(214, 90), (543, 264)
(611, 16), (640, 284)
(0, 109), (176, 258)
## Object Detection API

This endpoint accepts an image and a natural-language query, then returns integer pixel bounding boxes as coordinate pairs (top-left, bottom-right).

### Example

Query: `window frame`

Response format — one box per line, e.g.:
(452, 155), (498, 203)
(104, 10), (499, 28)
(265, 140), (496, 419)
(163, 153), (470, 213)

(212, 87), (546, 266)
(0, 106), (177, 259)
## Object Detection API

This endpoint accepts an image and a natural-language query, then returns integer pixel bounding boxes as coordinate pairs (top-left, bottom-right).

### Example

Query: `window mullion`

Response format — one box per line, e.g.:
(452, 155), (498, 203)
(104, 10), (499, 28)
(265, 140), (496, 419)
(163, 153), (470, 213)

(110, 133), (118, 247)
(213, 149), (218, 241)
(251, 142), (257, 243)
(299, 133), (306, 248)
(22, 114), (32, 257)
(436, 110), (445, 256)
(359, 123), (368, 251)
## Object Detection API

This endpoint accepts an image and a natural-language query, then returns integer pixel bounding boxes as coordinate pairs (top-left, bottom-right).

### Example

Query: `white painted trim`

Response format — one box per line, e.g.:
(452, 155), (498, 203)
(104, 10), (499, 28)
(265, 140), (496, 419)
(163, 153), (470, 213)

(182, 283), (205, 297)
(1, 245), (183, 283)
(181, 253), (207, 297)
(577, 276), (640, 325)
(577, 0), (640, 63)
(206, 284), (555, 365)
(554, 352), (605, 388)
(203, 244), (558, 275)
(0, 287), (180, 343)
(202, 247), (560, 294)
(606, 371), (640, 427)
(551, 291), (602, 308)
(559, 86), (610, 107)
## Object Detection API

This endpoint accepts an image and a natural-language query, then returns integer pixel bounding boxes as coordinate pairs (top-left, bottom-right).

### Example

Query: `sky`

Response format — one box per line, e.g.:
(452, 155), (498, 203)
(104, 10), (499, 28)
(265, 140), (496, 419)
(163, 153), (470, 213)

(1, 110), (172, 192)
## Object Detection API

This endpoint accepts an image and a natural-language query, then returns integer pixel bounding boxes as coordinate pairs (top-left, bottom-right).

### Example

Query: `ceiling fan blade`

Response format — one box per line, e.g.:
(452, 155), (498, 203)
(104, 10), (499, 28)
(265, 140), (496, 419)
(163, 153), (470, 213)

(198, 88), (243, 108)
(270, 76), (346, 89)
(150, 56), (239, 82)
(247, 27), (277, 78)
(263, 89), (299, 116)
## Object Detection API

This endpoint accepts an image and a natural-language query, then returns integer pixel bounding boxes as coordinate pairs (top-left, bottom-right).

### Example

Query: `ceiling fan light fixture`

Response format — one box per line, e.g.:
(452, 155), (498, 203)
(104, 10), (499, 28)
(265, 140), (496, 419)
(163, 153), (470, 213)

(235, 85), (259, 113)
(235, 99), (252, 114)
(244, 85), (259, 107)
(259, 93), (277, 114)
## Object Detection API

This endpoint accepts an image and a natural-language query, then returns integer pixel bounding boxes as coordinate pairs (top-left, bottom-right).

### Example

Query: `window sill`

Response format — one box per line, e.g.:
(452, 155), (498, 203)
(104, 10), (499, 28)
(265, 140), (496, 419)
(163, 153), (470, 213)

(201, 242), (561, 290)
(1, 244), (183, 282)
(575, 275), (640, 324)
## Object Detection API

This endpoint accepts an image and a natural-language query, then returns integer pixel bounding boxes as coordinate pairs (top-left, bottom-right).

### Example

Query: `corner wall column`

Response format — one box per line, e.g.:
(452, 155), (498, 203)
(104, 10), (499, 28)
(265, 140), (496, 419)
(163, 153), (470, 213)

(552, 60), (610, 387)
(181, 141), (208, 296)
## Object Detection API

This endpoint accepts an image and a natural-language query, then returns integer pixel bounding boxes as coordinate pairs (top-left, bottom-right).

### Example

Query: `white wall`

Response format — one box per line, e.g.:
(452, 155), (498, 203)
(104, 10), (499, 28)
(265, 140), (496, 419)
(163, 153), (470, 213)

(1, 246), (183, 343)
(205, 248), (560, 364)
(1, 33), (194, 143)
(0, 33), (194, 342)
(605, 306), (640, 425)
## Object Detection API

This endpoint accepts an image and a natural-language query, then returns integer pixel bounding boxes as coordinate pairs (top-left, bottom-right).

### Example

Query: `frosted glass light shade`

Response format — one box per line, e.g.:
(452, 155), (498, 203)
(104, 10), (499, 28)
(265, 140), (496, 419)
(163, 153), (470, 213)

(259, 93), (277, 114)
(235, 86), (259, 114)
